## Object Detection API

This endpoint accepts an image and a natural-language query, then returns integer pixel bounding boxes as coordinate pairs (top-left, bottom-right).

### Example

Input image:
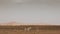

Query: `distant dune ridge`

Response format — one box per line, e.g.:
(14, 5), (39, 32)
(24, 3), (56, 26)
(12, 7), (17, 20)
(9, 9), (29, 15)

(0, 21), (51, 26)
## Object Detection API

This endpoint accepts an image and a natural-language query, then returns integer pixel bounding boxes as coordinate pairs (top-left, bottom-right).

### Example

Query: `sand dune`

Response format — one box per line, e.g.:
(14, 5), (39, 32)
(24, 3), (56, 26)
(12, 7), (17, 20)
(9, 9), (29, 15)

(0, 21), (51, 26)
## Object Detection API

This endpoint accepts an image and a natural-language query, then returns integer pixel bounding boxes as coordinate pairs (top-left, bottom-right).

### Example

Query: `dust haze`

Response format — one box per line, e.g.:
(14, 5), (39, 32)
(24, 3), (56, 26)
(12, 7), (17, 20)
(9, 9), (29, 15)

(0, 0), (60, 25)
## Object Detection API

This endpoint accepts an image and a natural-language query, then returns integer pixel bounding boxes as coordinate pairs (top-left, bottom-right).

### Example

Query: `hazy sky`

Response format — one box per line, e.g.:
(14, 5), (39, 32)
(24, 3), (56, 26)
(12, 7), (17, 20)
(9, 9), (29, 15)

(0, 0), (60, 25)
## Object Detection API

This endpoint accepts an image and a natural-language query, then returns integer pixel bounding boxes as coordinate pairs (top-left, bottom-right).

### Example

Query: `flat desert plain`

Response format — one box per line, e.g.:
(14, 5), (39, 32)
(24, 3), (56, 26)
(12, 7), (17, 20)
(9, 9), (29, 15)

(0, 25), (60, 34)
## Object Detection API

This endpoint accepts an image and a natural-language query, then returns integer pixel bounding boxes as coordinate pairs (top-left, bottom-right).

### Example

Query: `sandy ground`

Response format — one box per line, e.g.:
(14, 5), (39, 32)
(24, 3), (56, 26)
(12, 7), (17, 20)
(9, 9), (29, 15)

(0, 25), (60, 34)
